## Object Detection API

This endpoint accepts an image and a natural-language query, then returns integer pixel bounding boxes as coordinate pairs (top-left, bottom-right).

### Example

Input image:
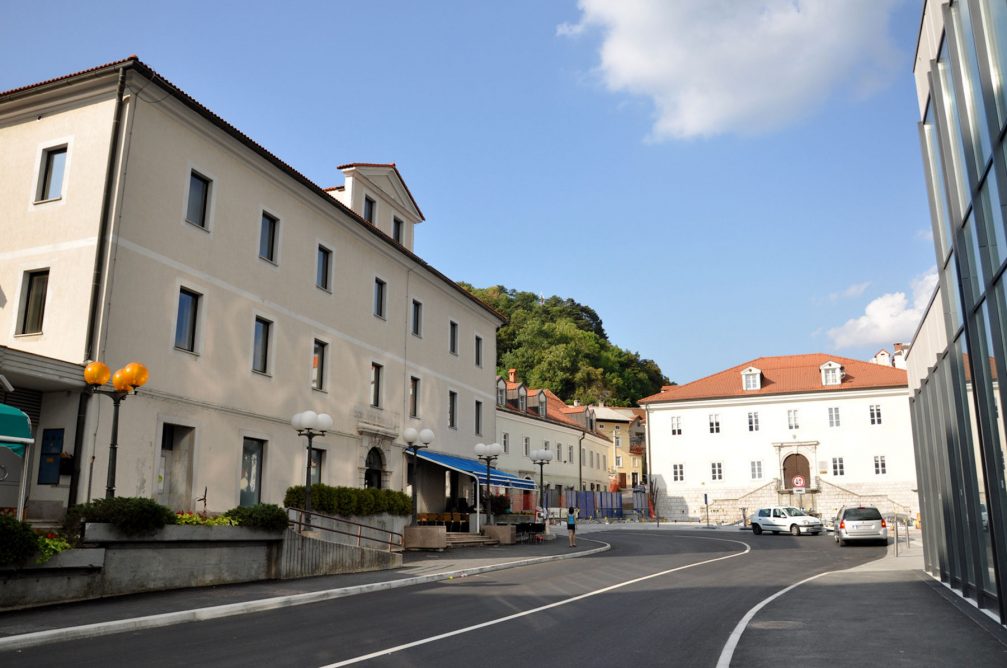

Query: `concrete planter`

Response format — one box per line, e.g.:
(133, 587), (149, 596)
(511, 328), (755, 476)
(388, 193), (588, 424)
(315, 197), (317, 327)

(403, 525), (447, 550)
(483, 525), (516, 545)
(83, 523), (283, 543)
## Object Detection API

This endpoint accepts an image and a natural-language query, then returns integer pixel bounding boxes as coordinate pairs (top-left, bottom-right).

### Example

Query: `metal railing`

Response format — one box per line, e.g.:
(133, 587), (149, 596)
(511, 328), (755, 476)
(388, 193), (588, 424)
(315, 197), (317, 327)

(286, 507), (403, 552)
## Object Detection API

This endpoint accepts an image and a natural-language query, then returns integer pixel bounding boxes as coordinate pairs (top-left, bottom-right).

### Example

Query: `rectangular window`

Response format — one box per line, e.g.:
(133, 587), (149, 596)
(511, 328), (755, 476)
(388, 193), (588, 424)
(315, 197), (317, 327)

(751, 460), (763, 479)
(393, 217), (404, 244)
(874, 455), (887, 475)
(316, 245), (332, 290)
(475, 336), (483, 367)
(743, 372), (759, 390)
(411, 299), (423, 336)
(363, 196), (376, 223)
(252, 317), (272, 373)
(259, 212), (278, 262)
(524, 436), (530, 457)
(828, 407), (840, 427)
(240, 438), (264, 507)
(370, 363), (383, 407)
(174, 288), (199, 351)
(709, 414), (720, 434)
(711, 462), (723, 481)
(186, 171), (211, 228)
(17, 269), (49, 335)
(748, 411), (759, 432)
(409, 376), (420, 418)
(616, 455), (623, 467)
(788, 409), (799, 429)
(823, 368), (839, 385)
(309, 448), (323, 486)
(373, 278), (386, 318)
(312, 340), (326, 390)
(448, 391), (457, 428)
(869, 404), (882, 425)
(475, 400), (483, 435)
(615, 434), (622, 448)
(449, 321), (459, 354)
(670, 416), (682, 435)
(832, 457), (845, 476)
(568, 445), (573, 462)
(673, 464), (684, 482)
(37, 146), (67, 202)
(502, 433), (510, 454)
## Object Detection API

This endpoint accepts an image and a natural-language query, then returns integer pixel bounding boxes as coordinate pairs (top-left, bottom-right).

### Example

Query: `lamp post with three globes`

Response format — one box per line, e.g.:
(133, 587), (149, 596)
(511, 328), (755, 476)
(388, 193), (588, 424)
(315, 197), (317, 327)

(83, 360), (149, 499)
(291, 410), (333, 528)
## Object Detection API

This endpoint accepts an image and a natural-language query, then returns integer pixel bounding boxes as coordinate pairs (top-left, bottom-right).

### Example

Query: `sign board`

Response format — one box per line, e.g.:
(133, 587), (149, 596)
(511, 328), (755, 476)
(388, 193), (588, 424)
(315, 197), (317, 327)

(792, 475), (806, 488)
(703, 493), (708, 505)
(794, 489), (806, 495)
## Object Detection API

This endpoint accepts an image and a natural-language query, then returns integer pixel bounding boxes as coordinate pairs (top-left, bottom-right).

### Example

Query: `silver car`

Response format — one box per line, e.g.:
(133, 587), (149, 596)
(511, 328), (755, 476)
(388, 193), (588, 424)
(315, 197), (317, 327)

(835, 506), (888, 546)
(750, 506), (823, 536)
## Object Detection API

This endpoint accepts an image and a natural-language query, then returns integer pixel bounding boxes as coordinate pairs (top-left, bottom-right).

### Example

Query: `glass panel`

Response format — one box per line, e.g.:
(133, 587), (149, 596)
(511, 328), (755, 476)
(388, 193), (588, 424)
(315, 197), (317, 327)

(174, 289), (198, 351)
(259, 214), (276, 261)
(253, 318), (270, 372)
(953, 1), (993, 172)
(978, 0), (1007, 127)
(41, 148), (67, 201)
(946, 257), (965, 333)
(20, 270), (48, 334)
(925, 101), (955, 258)
(240, 438), (263, 507)
(974, 303), (1001, 600)
(938, 53), (972, 218)
(316, 247), (330, 289)
(977, 174), (1007, 273)
(312, 340), (325, 390)
(186, 173), (209, 227)
(309, 449), (322, 486)
(963, 212), (986, 303)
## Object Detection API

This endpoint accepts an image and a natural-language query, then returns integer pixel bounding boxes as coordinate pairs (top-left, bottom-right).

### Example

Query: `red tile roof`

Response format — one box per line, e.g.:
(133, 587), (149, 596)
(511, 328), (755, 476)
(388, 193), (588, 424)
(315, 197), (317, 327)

(336, 162), (425, 220)
(639, 353), (907, 404)
(0, 58), (501, 324)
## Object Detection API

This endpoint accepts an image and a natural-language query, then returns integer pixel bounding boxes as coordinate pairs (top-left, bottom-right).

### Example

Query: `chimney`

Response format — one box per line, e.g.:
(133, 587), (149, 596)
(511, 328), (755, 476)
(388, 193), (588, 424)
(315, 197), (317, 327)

(894, 343), (904, 353)
(573, 400), (580, 407)
(508, 368), (517, 383)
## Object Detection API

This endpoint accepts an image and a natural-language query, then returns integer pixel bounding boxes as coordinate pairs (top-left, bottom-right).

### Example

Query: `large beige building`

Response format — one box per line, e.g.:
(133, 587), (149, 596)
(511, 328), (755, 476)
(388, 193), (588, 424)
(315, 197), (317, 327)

(0, 57), (504, 519)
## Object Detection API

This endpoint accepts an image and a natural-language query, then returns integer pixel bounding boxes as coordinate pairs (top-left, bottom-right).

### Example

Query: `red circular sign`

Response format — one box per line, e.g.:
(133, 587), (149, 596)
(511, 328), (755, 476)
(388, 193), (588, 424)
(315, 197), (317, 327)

(792, 475), (806, 488)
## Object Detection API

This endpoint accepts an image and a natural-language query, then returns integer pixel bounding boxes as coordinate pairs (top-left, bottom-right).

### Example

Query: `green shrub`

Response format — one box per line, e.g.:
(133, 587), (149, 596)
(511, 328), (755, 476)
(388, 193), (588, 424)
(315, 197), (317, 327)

(223, 504), (289, 532)
(174, 512), (236, 526)
(283, 485), (412, 517)
(490, 494), (511, 515)
(64, 497), (176, 542)
(0, 515), (39, 567)
(36, 533), (72, 564)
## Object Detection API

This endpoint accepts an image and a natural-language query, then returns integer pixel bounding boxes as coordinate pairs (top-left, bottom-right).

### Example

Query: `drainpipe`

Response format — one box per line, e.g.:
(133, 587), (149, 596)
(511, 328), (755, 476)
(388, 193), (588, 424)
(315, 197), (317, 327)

(577, 432), (585, 492)
(71, 65), (128, 508)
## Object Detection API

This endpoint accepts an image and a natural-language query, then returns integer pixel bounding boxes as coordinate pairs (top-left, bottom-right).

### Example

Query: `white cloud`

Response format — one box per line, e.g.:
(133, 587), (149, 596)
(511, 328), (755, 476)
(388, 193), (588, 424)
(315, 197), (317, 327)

(916, 228), (934, 242)
(829, 281), (871, 302)
(559, 0), (902, 140)
(827, 269), (938, 349)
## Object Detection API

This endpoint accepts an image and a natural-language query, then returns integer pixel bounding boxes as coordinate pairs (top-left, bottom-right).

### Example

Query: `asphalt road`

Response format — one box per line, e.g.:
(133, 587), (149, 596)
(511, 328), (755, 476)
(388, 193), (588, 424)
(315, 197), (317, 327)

(4, 530), (893, 667)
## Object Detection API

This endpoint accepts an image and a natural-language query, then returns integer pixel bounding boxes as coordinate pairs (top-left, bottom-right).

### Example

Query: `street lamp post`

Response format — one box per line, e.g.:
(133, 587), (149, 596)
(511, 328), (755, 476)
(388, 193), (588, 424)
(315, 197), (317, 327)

(530, 448), (553, 532)
(474, 442), (503, 526)
(403, 427), (435, 526)
(83, 361), (149, 499)
(291, 410), (333, 529)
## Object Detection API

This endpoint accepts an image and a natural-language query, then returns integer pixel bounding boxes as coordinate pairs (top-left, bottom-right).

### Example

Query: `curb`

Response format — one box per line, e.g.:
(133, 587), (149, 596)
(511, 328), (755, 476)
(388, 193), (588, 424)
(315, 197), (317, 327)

(0, 539), (610, 652)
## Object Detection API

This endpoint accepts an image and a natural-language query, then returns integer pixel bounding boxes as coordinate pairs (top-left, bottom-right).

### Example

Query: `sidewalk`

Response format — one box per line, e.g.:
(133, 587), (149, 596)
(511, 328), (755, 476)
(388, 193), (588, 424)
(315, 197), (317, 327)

(0, 535), (607, 651)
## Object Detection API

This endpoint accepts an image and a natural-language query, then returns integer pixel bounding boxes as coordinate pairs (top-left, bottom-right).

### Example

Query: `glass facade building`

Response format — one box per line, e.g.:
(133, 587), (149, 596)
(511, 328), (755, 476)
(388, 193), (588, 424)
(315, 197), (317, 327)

(910, 0), (1007, 624)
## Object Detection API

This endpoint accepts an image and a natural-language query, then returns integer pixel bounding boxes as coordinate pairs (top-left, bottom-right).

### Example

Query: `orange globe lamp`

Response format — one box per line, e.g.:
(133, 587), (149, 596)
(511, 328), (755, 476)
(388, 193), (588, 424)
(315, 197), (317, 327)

(83, 361), (111, 386)
(122, 362), (149, 390)
(111, 369), (132, 393)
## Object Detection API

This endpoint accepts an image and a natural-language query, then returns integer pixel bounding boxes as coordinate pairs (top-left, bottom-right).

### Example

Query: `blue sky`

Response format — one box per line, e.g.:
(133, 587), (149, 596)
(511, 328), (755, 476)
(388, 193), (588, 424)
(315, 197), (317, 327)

(0, 0), (933, 385)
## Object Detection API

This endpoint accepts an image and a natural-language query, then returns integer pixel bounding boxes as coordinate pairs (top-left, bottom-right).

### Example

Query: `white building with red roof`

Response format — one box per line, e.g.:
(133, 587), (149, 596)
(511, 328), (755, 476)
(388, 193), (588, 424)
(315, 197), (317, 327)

(639, 353), (917, 524)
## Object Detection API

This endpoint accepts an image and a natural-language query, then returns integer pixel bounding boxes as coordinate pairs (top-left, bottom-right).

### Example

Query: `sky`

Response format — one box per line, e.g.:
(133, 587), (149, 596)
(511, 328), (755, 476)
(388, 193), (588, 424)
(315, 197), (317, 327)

(0, 0), (935, 385)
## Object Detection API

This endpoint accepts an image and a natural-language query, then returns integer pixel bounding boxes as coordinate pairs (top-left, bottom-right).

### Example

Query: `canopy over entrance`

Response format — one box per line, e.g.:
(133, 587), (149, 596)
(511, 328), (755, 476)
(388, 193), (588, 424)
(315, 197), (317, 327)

(412, 450), (536, 490)
(0, 403), (33, 457)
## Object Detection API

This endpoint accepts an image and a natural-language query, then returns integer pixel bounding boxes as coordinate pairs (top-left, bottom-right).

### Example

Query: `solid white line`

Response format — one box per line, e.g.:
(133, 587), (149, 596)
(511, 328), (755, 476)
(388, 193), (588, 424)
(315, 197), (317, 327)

(715, 570), (837, 668)
(320, 536), (752, 668)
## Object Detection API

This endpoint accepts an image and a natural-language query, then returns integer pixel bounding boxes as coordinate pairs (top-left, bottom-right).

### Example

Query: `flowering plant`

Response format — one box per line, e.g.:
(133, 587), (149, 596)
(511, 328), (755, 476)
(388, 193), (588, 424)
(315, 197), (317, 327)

(174, 511), (236, 526)
(36, 532), (72, 564)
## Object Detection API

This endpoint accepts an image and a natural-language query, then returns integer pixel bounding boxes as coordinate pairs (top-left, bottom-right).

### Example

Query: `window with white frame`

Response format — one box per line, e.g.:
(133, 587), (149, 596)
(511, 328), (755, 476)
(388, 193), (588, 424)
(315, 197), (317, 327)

(615, 434), (622, 448)
(874, 455), (887, 475)
(823, 367), (840, 385)
(36, 145), (68, 202)
(743, 370), (760, 390)
(751, 460), (763, 479)
(670, 416), (682, 435)
(711, 462), (723, 481)
(673, 464), (684, 482)
(616, 455), (623, 468)
(870, 404), (882, 425)
(828, 406), (840, 427)
(709, 414), (720, 434)
(748, 411), (759, 432)
(832, 457), (845, 476)
(496, 380), (506, 406)
(788, 409), (799, 429)
(17, 269), (49, 335)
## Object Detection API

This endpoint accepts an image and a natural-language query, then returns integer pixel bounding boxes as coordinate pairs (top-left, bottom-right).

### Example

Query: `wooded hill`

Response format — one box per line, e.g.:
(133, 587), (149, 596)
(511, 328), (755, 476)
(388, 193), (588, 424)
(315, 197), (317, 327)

(462, 284), (670, 407)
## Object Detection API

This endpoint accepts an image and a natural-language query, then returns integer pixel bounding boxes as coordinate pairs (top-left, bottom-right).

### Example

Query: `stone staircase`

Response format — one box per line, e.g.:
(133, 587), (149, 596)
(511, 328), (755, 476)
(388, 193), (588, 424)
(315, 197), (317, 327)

(445, 532), (499, 548)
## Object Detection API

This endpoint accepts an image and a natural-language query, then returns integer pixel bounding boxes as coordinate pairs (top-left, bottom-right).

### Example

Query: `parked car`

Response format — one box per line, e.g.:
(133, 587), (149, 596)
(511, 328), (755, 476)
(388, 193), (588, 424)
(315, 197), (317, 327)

(835, 506), (888, 546)
(749, 506), (823, 536)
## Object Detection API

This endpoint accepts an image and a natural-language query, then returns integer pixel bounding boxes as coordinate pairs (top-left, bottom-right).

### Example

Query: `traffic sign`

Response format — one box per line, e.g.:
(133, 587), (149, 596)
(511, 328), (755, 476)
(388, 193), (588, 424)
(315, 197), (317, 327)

(792, 475), (806, 488)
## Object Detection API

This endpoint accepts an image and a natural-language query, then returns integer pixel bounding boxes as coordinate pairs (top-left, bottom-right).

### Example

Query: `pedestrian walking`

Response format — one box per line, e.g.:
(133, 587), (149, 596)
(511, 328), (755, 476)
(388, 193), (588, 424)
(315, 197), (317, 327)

(567, 506), (577, 547)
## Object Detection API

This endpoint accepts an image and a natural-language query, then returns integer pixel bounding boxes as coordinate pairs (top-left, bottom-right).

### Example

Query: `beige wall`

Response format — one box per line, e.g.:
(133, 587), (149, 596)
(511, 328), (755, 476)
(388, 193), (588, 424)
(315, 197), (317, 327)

(495, 409), (609, 490)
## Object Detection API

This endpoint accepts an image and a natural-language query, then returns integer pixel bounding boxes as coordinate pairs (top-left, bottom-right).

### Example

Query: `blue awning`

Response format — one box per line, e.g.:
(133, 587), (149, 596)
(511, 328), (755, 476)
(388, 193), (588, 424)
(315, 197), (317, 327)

(413, 450), (536, 491)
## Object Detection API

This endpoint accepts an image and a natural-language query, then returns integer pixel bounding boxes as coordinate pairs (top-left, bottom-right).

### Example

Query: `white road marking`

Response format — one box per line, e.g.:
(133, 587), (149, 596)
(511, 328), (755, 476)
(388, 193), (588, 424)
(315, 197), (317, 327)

(321, 535), (752, 667)
(716, 570), (837, 668)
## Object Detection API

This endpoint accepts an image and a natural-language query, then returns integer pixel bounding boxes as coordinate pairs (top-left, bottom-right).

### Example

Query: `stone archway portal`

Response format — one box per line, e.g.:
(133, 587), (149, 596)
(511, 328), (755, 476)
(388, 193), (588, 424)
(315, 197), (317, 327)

(782, 454), (810, 489)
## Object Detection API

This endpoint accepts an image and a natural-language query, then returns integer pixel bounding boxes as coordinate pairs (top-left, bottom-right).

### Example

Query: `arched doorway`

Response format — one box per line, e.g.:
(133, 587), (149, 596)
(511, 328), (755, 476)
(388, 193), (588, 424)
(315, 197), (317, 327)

(364, 447), (384, 489)
(782, 454), (810, 488)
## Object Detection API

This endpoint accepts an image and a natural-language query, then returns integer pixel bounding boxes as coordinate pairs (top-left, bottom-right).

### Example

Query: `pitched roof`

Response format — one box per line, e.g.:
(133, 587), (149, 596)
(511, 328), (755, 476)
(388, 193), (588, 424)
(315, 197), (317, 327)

(335, 162), (425, 220)
(639, 353), (908, 404)
(0, 57), (503, 325)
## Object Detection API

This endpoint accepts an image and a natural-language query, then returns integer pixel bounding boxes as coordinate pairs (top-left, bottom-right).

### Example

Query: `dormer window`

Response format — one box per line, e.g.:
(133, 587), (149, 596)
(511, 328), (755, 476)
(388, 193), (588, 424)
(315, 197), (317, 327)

(588, 410), (596, 432)
(742, 367), (761, 391)
(537, 390), (546, 417)
(363, 196), (376, 223)
(518, 387), (527, 412)
(820, 361), (843, 386)
(496, 379), (506, 407)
